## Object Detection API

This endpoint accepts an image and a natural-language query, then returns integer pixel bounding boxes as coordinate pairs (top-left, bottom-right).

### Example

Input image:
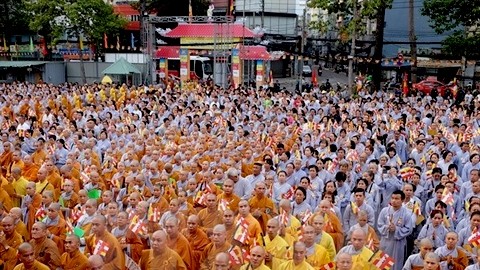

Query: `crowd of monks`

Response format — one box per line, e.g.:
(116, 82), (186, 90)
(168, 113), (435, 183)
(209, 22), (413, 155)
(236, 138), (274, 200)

(0, 81), (480, 270)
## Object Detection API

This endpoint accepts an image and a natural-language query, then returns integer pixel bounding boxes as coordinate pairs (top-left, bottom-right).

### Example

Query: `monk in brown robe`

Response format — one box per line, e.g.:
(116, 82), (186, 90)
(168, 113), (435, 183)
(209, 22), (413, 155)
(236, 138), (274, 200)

(317, 200), (344, 251)
(13, 242), (50, 270)
(22, 155), (39, 182)
(237, 199), (263, 247)
(138, 230), (187, 270)
(29, 222), (62, 269)
(198, 193), (223, 233)
(111, 211), (143, 263)
(9, 207), (29, 241)
(0, 142), (13, 177)
(200, 224), (243, 270)
(217, 179), (240, 213)
(60, 235), (89, 270)
(44, 203), (67, 253)
(22, 182), (42, 233)
(223, 209), (237, 241)
(248, 182), (276, 232)
(0, 189), (13, 213)
(0, 216), (22, 270)
(182, 215), (211, 263)
(165, 216), (195, 269)
(85, 215), (125, 270)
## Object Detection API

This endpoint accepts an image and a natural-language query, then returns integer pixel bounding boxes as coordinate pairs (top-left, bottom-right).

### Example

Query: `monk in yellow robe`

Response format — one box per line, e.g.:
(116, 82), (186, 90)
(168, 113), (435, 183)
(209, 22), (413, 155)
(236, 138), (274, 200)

(301, 225), (332, 268)
(259, 218), (289, 269)
(248, 182), (276, 232)
(10, 167), (28, 207)
(277, 242), (315, 270)
(85, 216), (125, 270)
(60, 235), (89, 270)
(182, 215), (211, 263)
(312, 214), (337, 260)
(138, 230), (187, 270)
(337, 229), (374, 270)
(278, 199), (302, 244)
(239, 246), (271, 270)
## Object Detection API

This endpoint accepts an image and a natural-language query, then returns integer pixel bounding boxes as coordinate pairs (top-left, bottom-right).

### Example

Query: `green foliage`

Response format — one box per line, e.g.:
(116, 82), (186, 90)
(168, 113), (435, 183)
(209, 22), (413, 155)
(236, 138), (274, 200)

(28, 0), (126, 44)
(132, 0), (209, 16)
(422, 0), (480, 57)
(0, 0), (29, 36)
(308, 0), (393, 38)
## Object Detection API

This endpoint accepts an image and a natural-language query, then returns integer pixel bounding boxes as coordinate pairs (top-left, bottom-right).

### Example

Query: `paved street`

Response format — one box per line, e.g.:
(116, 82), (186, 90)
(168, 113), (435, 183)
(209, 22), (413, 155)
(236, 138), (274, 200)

(275, 67), (348, 90)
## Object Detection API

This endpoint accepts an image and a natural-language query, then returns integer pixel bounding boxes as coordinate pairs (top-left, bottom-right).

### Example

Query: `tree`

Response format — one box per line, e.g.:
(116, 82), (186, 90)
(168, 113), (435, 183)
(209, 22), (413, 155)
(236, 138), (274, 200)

(422, 0), (480, 58)
(28, 0), (126, 83)
(308, 0), (394, 89)
(0, 0), (29, 38)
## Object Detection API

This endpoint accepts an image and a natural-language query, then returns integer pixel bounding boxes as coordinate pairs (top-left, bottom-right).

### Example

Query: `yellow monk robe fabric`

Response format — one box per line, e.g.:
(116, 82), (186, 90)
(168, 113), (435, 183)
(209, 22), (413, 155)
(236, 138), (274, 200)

(316, 231), (337, 261)
(323, 211), (344, 251)
(277, 260), (315, 270)
(305, 244), (332, 269)
(239, 263), (271, 270)
(139, 248), (188, 270)
(260, 234), (289, 259)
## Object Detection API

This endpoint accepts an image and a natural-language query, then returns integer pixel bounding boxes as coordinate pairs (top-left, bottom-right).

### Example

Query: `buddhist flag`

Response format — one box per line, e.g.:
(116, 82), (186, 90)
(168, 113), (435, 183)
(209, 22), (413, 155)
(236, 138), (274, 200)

(93, 240), (110, 256)
(269, 70), (274, 87)
(320, 262), (335, 270)
(148, 205), (160, 223)
(351, 202), (359, 215)
(369, 250), (395, 270)
(279, 209), (290, 227)
(66, 219), (74, 235)
(346, 149), (359, 162)
(229, 0), (235, 15)
(129, 217), (146, 234)
(468, 227), (480, 247)
(79, 34), (84, 50)
(282, 186), (296, 200)
(29, 36), (34, 52)
(35, 208), (47, 221)
(301, 209), (313, 225)
(413, 202), (424, 225)
(441, 190), (454, 206)
(2, 35), (7, 51)
(312, 68), (318, 86)
(233, 217), (249, 244)
(400, 167), (414, 181)
(218, 199), (229, 211)
(229, 248), (242, 266)
(70, 206), (83, 222)
(103, 33), (108, 49)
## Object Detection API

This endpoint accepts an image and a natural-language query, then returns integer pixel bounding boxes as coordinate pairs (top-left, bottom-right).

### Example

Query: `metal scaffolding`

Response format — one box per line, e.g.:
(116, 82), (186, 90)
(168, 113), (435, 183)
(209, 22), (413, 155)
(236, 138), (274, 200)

(142, 16), (235, 85)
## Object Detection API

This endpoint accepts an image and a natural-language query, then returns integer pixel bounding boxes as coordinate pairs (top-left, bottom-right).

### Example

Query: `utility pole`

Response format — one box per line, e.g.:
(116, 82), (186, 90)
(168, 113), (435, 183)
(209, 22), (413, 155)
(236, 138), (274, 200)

(409, 0), (417, 83)
(298, 7), (306, 92)
(347, 0), (357, 95)
(261, 0), (265, 29)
